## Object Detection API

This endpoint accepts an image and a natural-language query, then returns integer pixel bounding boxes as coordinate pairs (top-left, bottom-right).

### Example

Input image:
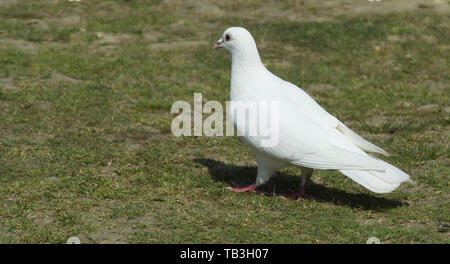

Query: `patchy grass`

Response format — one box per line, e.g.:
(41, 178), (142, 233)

(0, 0), (448, 243)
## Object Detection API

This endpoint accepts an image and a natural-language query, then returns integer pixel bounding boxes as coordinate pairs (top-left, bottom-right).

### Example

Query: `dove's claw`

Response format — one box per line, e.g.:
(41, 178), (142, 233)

(281, 189), (312, 200)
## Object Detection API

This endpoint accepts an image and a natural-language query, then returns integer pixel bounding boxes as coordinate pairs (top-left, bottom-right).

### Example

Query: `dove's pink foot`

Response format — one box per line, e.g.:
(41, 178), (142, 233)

(226, 183), (266, 196)
(226, 183), (257, 193)
(282, 168), (313, 200)
(282, 187), (312, 200)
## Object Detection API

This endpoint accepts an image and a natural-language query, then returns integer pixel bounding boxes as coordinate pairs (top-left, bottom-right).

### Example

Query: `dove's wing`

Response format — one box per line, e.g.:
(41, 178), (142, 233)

(267, 113), (385, 171)
(279, 79), (389, 156)
(242, 76), (387, 171)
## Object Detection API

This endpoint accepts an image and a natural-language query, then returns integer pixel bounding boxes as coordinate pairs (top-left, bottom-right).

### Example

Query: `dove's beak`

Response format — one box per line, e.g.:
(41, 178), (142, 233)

(213, 39), (224, 50)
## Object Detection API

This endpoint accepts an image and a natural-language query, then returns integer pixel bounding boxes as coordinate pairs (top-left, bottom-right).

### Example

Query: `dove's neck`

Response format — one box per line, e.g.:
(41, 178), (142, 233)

(230, 47), (266, 97)
(230, 47), (264, 74)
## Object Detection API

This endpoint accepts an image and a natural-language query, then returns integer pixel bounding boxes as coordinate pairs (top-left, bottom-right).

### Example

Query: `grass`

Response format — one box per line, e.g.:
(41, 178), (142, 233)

(0, 0), (448, 243)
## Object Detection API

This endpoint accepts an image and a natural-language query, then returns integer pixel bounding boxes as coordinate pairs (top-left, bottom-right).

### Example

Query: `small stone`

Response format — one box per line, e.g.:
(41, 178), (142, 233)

(417, 104), (438, 112)
(387, 35), (401, 42)
(444, 107), (450, 114)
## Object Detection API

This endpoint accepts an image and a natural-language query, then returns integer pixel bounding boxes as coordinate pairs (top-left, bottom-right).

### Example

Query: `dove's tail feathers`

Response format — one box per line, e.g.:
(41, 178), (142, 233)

(336, 122), (389, 156)
(339, 157), (411, 193)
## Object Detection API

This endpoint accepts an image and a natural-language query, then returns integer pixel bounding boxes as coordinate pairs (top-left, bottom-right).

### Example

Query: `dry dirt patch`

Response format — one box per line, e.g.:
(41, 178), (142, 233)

(149, 40), (209, 51)
(162, 0), (450, 22)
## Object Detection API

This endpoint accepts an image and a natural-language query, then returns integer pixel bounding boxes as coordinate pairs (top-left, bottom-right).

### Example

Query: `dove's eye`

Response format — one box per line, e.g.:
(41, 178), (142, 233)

(225, 34), (231, 41)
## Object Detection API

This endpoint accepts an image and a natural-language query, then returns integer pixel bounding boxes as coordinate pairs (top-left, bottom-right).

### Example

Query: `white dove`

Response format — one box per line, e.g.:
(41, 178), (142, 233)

(213, 27), (414, 198)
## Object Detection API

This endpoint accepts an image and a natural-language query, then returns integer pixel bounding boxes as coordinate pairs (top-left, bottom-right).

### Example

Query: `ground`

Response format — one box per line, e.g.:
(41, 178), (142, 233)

(0, 0), (448, 243)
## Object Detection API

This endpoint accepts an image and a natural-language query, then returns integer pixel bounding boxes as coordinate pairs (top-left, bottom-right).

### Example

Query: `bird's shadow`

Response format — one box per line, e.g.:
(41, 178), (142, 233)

(194, 158), (406, 211)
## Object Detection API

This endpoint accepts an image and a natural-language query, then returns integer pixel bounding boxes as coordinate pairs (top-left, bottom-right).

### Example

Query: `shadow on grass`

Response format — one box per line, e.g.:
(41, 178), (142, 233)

(195, 158), (406, 211)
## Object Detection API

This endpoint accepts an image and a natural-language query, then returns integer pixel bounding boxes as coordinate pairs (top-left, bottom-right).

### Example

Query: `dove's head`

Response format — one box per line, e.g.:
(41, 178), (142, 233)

(213, 27), (262, 66)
